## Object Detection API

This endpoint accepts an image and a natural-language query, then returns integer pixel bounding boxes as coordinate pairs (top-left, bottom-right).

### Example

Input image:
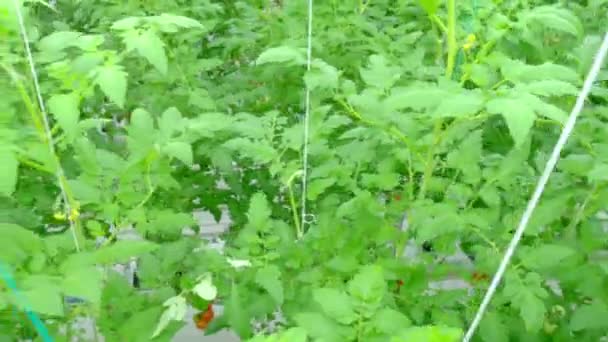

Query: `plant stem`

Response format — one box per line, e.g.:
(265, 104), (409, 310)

(446, 0), (457, 79)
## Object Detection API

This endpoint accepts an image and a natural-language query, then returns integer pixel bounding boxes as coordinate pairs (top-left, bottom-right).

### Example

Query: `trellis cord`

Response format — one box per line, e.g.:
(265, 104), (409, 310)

(300, 0), (313, 232)
(0, 263), (54, 342)
(463, 32), (608, 342)
(12, 0), (81, 252)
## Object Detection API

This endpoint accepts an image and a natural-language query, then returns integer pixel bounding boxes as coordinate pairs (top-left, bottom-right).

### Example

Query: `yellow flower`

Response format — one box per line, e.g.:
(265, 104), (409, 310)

(53, 212), (66, 220)
(463, 34), (477, 52)
(68, 207), (80, 221)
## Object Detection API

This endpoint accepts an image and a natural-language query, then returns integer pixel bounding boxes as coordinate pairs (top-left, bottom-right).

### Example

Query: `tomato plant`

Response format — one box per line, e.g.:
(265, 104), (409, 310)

(1, 0), (608, 341)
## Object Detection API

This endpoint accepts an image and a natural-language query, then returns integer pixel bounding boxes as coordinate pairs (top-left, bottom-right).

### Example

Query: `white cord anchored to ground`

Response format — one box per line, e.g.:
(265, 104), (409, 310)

(13, 0), (81, 252)
(463, 32), (608, 342)
(300, 0), (314, 231)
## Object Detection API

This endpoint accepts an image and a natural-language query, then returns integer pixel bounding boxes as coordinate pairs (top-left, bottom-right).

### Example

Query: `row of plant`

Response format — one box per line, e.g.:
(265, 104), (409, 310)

(1, 0), (608, 341)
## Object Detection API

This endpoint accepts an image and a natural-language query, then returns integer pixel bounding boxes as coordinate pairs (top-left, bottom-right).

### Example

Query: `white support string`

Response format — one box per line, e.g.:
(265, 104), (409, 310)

(13, 0), (81, 252)
(463, 32), (608, 342)
(300, 0), (314, 231)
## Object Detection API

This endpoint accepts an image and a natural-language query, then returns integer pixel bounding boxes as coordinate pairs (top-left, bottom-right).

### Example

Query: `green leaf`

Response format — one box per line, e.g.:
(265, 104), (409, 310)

(111, 17), (141, 30)
(446, 130), (482, 183)
(486, 97), (536, 147)
(434, 91), (485, 118)
(392, 325), (462, 342)
(152, 295), (187, 338)
(61, 267), (102, 308)
(570, 301), (608, 331)
(360, 55), (400, 90)
(158, 107), (184, 141)
(225, 283), (253, 338)
(385, 85), (448, 112)
(503, 272), (547, 332)
(93, 65), (128, 108)
(520, 6), (583, 38)
(256, 46), (305, 65)
(48, 93), (81, 139)
(520, 244), (576, 270)
(255, 265), (283, 305)
(418, 0), (440, 15)
(0, 223), (43, 264)
(588, 163), (608, 182)
(20, 280), (64, 317)
(370, 308), (411, 335)
(128, 29), (168, 74)
(305, 59), (340, 90)
(347, 265), (386, 306)
(479, 312), (508, 342)
(247, 192), (272, 230)
(517, 80), (579, 97)
(163, 142), (193, 166)
(501, 59), (579, 84)
(312, 288), (357, 324)
(150, 14), (203, 32)
(0, 148), (18, 197)
(119, 307), (183, 341)
(293, 312), (349, 341)
(38, 31), (81, 51)
(307, 178), (336, 200)
(192, 275), (217, 301)
(93, 240), (159, 264)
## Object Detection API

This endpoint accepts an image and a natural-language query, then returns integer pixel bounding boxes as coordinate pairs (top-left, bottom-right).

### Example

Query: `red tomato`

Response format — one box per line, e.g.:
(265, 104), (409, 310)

(195, 304), (214, 330)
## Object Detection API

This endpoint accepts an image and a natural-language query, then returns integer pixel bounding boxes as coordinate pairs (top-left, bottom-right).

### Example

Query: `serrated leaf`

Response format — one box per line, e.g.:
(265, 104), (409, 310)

(163, 142), (192, 166)
(371, 308), (411, 335)
(503, 272), (547, 332)
(225, 283), (253, 337)
(38, 31), (81, 51)
(385, 85), (448, 112)
(21, 284), (64, 317)
(150, 14), (203, 31)
(256, 46), (305, 65)
(152, 295), (187, 338)
(517, 80), (579, 97)
(588, 163), (608, 182)
(247, 192), (271, 230)
(158, 107), (184, 141)
(61, 267), (102, 308)
(486, 97), (536, 147)
(111, 17), (140, 30)
(48, 92), (81, 139)
(255, 265), (283, 305)
(360, 55), (400, 90)
(570, 301), (608, 331)
(307, 178), (336, 200)
(93, 65), (127, 108)
(434, 92), (485, 118)
(305, 59), (340, 90)
(347, 265), (386, 306)
(520, 93), (568, 123)
(501, 60), (579, 84)
(479, 312), (508, 342)
(312, 288), (356, 324)
(293, 312), (348, 341)
(128, 29), (168, 74)
(521, 6), (582, 37)
(0, 149), (18, 197)
(520, 244), (575, 270)
(93, 240), (159, 264)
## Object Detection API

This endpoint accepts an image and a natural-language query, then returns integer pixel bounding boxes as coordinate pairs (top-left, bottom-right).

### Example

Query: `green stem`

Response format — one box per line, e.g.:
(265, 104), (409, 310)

(430, 14), (448, 33)
(286, 171), (304, 239)
(446, 0), (457, 79)
(417, 120), (442, 200)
